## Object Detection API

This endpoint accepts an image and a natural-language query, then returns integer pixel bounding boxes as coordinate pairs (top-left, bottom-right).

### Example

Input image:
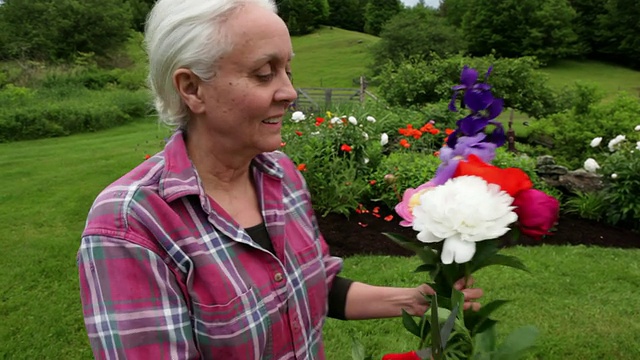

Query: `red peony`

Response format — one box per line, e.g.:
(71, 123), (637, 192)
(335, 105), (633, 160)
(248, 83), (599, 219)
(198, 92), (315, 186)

(512, 189), (560, 240)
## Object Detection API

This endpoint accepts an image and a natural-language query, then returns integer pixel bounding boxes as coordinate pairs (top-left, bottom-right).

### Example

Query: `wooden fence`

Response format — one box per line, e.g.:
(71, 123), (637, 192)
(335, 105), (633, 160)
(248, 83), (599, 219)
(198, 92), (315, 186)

(291, 76), (378, 112)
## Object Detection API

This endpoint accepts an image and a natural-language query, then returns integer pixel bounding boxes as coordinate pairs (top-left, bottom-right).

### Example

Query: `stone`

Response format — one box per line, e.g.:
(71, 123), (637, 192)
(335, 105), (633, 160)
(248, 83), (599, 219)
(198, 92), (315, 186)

(558, 169), (604, 193)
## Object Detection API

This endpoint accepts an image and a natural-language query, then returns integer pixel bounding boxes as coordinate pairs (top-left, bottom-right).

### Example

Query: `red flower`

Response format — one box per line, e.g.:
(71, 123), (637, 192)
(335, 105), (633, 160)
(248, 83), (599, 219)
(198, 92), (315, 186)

(454, 154), (532, 197)
(297, 163), (307, 171)
(513, 189), (560, 240)
(295, 131), (303, 136)
(280, 142), (286, 147)
(315, 117), (325, 126)
(399, 139), (410, 148)
(369, 180), (377, 185)
(144, 154), (151, 160)
(341, 144), (353, 152)
(384, 214), (394, 221)
(382, 351), (421, 360)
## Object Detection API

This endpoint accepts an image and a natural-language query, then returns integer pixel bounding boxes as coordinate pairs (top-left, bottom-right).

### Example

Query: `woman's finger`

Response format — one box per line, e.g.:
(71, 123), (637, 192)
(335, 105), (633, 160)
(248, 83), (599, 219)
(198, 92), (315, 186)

(462, 287), (484, 301)
(453, 276), (475, 290)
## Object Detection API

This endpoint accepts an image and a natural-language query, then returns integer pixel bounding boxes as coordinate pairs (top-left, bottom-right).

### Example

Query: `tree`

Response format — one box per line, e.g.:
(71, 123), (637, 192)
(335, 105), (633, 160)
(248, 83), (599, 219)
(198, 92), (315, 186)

(596, 0), (640, 68)
(567, 0), (607, 56)
(277, 0), (329, 35)
(440, 0), (467, 27)
(371, 6), (466, 73)
(363, 0), (403, 36)
(0, 0), (133, 61)
(326, 0), (366, 32)
(462, 0), (579, 63)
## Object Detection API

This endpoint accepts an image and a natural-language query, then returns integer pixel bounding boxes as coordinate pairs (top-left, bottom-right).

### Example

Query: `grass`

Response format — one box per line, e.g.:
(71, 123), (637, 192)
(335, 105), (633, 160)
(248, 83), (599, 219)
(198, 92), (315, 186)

(291, 27), (379, 88)
(1, 121), (640, 359)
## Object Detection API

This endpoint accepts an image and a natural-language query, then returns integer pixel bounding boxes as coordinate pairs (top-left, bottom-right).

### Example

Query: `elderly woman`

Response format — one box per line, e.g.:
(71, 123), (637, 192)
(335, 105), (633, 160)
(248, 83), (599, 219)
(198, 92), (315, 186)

(77, 0), (481, 358)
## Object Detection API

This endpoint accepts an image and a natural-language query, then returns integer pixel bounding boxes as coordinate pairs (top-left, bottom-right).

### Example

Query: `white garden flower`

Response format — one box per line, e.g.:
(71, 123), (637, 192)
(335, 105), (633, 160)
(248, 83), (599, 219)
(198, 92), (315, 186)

(635, 125), (640, 131)
(291, 111), (306, 122)
(310, 131), (320, 136)
(608, 135), (626, 152)
(590, 137), (602, 147)
(348, 116), (358, 125)
(330, 117), (341, 124)
(583, 158), (600, 173)
(362, 132), (369, 140)
(636, 141), (640, 151)
(611, 173), (618, 179)
(411, 176), (517, 264)
(380, 133), (389, 146)
(363, 157), (370, 164)
(366, 116), (376, 123)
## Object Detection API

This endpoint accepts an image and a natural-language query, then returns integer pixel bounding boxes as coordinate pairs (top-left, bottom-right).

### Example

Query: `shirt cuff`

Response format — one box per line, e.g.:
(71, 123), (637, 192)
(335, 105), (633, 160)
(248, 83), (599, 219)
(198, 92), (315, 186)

(327, 276), (354, 320)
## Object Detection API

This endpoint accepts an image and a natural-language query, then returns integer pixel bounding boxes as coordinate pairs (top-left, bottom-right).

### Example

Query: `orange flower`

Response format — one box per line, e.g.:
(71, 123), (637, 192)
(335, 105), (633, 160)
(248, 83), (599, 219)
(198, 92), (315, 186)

(454, 154), (533, 197)
(399, 139), (410, 148)
(372, 206), (380, 214)
(297, 163), (307, 171)
(280, 142), (286, 147)
(144, 154), (151, 160)
(445, 128), (455, 135)
(433, 151), (440, 157)
(384, 215), (394, 221)
(430, 129), (440, 135)
(340, 144), (353, 152)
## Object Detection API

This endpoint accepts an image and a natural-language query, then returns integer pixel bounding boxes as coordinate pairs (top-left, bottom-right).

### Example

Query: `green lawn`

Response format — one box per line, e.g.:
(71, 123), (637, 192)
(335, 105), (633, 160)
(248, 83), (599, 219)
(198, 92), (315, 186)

(541, 59), (640, 97)
(1, 121), (639, 359)
(291, 27), (379, 88)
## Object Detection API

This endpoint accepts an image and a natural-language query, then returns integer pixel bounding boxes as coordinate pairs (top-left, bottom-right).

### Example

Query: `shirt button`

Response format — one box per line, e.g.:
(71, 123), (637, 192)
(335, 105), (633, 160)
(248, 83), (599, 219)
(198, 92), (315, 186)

(274, 272), (284, 282)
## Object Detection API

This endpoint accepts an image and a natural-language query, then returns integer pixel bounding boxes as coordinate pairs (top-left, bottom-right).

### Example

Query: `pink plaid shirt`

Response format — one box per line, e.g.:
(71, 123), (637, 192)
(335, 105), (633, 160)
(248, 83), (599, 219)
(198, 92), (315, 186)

(78, 131), (343, 359)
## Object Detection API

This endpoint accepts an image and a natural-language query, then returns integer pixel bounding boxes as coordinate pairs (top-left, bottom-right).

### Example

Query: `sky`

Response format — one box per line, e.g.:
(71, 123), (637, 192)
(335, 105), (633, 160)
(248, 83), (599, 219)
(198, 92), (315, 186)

(401, 0), (440, 8)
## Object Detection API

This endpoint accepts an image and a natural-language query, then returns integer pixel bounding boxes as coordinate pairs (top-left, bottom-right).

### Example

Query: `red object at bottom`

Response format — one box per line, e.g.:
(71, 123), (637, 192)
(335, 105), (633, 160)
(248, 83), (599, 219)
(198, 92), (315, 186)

(381, 351), (421, 360)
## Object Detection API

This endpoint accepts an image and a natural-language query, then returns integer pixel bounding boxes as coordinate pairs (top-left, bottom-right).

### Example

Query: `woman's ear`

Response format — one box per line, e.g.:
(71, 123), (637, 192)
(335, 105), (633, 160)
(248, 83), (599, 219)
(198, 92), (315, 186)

(173, 69), (206, 115)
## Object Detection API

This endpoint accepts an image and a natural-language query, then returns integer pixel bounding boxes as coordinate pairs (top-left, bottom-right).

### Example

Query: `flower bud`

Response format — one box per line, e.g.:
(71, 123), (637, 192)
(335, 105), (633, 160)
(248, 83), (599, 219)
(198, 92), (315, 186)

(383, 174), (396, 185)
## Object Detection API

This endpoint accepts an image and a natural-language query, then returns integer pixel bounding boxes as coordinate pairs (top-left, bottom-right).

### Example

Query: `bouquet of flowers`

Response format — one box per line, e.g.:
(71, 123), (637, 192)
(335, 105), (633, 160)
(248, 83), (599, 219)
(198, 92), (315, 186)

(380, 66), (560, 360)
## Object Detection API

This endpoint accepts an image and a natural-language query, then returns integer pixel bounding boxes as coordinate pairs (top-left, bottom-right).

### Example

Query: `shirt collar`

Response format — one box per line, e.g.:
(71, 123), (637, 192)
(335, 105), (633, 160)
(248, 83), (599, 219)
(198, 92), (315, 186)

(159, 130), (284, 202)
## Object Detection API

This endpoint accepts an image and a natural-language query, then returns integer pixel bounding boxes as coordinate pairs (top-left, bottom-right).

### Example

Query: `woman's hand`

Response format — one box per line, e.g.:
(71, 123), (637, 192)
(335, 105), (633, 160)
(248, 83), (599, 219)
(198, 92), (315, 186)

(408, 277), (483, 316)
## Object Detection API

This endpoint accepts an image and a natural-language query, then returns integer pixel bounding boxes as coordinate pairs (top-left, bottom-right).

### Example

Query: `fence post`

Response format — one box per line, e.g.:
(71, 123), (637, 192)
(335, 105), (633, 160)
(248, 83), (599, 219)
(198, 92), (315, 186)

(325, 89), (332, 108)
(359, 76), (366, 103)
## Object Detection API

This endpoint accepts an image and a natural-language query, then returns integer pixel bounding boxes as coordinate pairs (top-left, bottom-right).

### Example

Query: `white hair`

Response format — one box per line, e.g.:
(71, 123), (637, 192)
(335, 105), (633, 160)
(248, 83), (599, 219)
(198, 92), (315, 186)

(145, 0), (278, 128)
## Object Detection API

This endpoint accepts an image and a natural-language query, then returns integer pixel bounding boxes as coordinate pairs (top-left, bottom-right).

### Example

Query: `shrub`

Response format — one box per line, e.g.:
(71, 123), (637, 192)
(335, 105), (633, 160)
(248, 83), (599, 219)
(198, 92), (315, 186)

(528, 92), (640, 168)
(376, 55), (563, 119)
(599, 144), (640, 229)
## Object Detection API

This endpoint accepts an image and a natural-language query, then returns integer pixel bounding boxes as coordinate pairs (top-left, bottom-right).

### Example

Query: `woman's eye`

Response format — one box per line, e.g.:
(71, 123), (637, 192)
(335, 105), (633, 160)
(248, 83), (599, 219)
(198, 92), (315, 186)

(257, 73), (275, 82)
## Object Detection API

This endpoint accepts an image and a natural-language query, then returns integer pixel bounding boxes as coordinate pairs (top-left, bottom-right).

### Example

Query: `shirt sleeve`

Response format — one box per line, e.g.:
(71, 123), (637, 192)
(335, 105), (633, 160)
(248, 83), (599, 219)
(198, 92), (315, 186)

(327, 275), (354, 320)
(78, 235), (199, 360)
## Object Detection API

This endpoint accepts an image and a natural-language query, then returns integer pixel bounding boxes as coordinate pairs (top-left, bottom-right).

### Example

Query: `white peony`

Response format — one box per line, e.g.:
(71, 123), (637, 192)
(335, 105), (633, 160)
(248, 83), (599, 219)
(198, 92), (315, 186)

(590, 137), (602, 147)
(348, 116), (358, 125)
(380, 133), (389, 146)
(330, 117), (342, 124)
(411, 176), (517, 264)
(583, 158), (600, 173)
(635, 125), (640, 131)
(366, 116), (377, 123)
(636, 141), (640, 151)
(291, 111), (306, 122)
(362, 132), (369, 140)
(608, 135), (626, 152)
(611, 173), (618, 179)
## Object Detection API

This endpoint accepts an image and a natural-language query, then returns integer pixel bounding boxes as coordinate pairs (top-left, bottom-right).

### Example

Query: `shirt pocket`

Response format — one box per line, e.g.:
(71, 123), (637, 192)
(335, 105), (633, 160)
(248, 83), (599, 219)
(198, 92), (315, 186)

(291, 242), (328, 329)
(191, 287), (269, 358)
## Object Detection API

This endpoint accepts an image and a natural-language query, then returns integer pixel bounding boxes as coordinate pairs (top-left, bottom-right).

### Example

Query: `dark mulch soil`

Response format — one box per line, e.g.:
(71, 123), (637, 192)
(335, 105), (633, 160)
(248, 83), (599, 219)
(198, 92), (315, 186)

(317, 206), (640, 258)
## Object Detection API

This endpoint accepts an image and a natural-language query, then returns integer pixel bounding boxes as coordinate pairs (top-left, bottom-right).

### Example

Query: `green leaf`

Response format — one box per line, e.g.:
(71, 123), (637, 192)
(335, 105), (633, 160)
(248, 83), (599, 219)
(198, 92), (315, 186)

(470, 254), (529, 274)
(383, 232), (439, 264)
(492, 325), (539, 360)
(472, 323), (498, 355)
(414, 263), (438, 273)
(402, 309), (422, 338)
(430, 296), (444, 360)
(464, 299), (510, 335)
(439, 304), (460, 348)
(350, 338), (367, 360)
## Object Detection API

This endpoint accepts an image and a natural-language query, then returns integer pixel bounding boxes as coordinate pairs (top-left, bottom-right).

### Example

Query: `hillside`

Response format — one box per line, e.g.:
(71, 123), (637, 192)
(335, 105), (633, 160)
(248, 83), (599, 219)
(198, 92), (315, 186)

(290, 27), (379, 88)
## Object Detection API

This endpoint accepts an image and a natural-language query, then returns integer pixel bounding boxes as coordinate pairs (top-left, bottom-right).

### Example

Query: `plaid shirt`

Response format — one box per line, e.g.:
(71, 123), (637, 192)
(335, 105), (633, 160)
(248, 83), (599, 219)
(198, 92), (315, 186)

(78, 131), (343, 359)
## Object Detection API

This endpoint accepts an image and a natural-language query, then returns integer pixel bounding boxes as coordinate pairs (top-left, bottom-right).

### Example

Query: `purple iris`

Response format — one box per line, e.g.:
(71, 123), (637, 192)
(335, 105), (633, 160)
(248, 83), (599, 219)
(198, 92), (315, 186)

(431, 133), (499, 185)
(448, 66), (493, 112)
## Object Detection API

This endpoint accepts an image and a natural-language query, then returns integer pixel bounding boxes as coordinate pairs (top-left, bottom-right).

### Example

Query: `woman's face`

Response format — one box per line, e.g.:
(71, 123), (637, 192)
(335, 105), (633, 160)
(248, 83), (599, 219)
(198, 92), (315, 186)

(193, 4), (297, 158)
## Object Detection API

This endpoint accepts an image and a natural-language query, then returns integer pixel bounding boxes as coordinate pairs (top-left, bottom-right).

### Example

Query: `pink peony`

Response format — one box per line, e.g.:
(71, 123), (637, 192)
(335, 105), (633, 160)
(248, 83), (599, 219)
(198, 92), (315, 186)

(512, 189), (560, 240)
(395, 182), (435, 227)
